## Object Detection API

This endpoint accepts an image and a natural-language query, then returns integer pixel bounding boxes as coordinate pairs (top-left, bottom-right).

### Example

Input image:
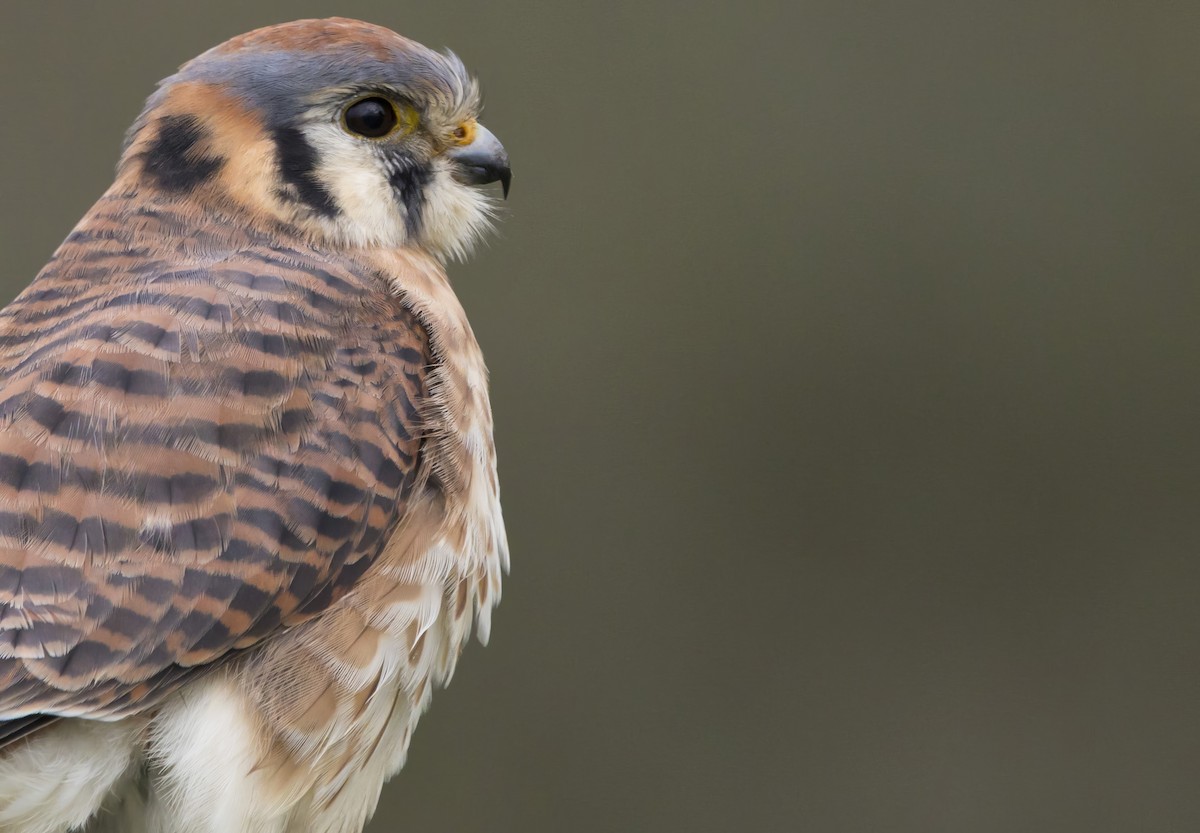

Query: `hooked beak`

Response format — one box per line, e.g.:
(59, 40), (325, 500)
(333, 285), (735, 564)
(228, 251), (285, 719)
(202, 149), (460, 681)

(447, 123), (512, 198)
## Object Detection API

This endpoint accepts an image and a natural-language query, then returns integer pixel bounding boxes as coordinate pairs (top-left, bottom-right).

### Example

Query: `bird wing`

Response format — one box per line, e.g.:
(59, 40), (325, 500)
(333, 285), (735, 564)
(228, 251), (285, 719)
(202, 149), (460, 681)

(0, 216), (432, 744)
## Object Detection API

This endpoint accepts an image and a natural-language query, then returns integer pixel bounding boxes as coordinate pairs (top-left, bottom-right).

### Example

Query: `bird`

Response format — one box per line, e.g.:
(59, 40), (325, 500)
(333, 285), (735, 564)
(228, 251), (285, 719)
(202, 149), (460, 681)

(0, 18), (510, 833)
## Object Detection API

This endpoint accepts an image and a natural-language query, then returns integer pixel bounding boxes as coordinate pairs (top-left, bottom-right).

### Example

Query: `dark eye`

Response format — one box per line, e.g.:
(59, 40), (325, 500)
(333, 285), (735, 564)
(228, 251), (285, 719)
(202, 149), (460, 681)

(343, 97), (399, 138)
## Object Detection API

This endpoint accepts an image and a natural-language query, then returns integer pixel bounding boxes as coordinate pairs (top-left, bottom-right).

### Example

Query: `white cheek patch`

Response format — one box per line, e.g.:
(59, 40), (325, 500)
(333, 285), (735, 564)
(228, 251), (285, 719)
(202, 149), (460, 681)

(296, 125), (496, 260)
(304, 123), (409, 249)
(417, 159), (496, 262)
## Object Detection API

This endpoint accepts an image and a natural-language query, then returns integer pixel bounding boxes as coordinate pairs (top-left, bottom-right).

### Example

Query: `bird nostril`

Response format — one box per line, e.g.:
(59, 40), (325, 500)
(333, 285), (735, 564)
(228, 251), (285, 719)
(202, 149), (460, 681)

(446, 124), (510, 198)
(451, 120), (477, 146)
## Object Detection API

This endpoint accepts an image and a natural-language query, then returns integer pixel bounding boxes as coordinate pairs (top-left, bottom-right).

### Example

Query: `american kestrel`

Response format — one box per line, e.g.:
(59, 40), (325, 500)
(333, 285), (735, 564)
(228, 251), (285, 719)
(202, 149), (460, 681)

(0, 18), (509, 833)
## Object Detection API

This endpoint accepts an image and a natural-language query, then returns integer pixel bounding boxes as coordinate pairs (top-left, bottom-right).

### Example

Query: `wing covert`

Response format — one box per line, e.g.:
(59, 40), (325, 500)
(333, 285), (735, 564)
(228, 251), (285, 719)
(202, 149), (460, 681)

(0, 219), (431, 728)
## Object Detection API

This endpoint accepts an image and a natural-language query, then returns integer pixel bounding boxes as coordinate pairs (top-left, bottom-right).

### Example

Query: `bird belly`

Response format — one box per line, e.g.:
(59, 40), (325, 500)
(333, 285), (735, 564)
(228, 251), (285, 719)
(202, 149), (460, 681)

(0, 717), (145, 832)
(85, 579), (451, 833)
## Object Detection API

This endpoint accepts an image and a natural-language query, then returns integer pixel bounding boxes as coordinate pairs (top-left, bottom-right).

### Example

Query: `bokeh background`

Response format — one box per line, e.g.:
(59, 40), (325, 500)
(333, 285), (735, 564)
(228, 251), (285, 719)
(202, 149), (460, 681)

(3, 2), (1200, 831)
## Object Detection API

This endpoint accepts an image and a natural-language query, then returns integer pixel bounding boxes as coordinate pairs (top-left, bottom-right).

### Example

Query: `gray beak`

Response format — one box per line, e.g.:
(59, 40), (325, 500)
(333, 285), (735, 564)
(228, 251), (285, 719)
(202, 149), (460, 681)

(447, 123), (511, 198)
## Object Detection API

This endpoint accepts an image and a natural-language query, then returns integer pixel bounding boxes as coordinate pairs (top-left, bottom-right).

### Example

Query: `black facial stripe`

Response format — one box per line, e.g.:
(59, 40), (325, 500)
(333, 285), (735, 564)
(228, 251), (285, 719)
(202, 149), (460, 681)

(141, 115), (224, 194)
(270, 125), (339, 218)
(387, 157), (432, 237)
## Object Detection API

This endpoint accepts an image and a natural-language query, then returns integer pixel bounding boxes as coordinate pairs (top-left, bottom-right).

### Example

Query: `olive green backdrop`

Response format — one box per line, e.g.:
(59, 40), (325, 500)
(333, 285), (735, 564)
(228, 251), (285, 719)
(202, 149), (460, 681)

(3, 2), (1199, 831)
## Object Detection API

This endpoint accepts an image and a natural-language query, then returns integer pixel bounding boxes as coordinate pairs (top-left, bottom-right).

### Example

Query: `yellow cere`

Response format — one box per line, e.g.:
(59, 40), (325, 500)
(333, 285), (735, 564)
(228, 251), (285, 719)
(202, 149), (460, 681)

(453, 120), (477, 147)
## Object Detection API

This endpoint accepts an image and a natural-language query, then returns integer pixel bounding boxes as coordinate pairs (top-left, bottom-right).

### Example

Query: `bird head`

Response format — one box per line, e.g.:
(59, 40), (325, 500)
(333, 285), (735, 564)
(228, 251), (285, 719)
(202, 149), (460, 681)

(118, 18), (510, 260)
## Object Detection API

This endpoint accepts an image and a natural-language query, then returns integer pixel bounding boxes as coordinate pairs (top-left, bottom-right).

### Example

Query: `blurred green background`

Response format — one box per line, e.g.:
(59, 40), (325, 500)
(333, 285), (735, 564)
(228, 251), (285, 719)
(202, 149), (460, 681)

(3, 2), (1200, 831)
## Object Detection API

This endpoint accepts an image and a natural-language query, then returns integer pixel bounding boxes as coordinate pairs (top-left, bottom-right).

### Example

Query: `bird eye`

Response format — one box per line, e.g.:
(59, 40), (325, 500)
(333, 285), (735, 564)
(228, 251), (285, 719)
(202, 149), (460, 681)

(343, 97), (400, 139)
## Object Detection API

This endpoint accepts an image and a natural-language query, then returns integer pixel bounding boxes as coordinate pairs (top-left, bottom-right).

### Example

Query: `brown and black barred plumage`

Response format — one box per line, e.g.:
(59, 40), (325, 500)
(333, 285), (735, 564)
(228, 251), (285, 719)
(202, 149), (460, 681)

(0, 18), (509, 833)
